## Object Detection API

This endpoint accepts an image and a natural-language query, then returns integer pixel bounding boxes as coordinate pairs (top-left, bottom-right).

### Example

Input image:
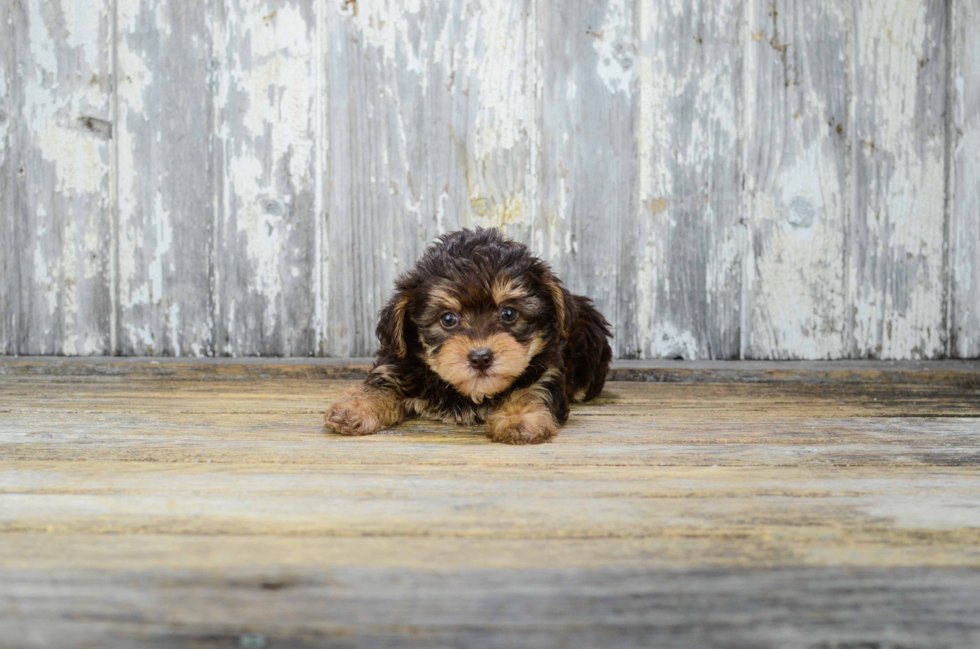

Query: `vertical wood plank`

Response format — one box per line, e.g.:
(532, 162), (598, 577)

(536, 0), (635, 357)
(742, 0), (851, 359)
(849, 1), (948, 359)
(323, 0), (431, 357)
(435, 0), (535, 246)
(114, 2), (213, 356)
(949, 0), (980, 358)
(2, 0), (974, 361)
(0, 0), (15, 353)
(324, 0), (534, 357)
(11, 0), (115, 355)
(635, 0), (742, 359)
(215, 0), (318, 356)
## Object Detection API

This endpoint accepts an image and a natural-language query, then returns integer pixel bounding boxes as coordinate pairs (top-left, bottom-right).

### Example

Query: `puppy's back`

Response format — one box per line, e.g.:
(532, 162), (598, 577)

(564, 295), (612, 402)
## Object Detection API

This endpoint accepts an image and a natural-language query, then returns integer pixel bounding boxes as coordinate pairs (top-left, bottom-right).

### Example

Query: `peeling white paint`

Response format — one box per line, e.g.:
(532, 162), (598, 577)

(58, 216), (78, 355)
(62, 0), (102, 68)
(217, 0), (318, 355)
(346, 0), (424, 73)
(228, 155), (285, 301)
(0, 67), (8, 171)
(635, 0), (743, 358)
(592, 0), (636, 95)
(33, 206), (58, 318)
(24, 19), (108, 199)
(636, 8), (670, 354)
(742, 0), (851, 360)
(648, 321), (700, 360)
(117, 38), (153, 116)
(948, 0), (980, 358)
(15, 0), (112, 355)
(27, 5), (58, 74)
(166, 302), (181, 356)
(237, 6), (313, 183)
(467, 1), (531, 158)
(148, 191), (173, 307)
(126, 322), (155, 352)
(35, 121), (105, 195)
(4, 0), (978, 360)
(850, 0), (947, 359)
(116, 28), (156, 319)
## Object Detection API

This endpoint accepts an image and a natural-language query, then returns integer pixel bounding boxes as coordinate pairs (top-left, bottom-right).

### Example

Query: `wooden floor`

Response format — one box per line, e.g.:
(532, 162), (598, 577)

(2, 359), (980, 648)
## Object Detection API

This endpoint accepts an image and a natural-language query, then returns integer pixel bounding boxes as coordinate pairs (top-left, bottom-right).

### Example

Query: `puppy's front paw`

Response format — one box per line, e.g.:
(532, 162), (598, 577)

(324, 397), (381, 436)
(324, 387), (403, 436)
(487, 406), (557, 445)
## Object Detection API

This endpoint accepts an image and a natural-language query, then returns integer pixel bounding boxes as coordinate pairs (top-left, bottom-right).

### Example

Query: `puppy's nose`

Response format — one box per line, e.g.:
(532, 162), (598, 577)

(467, 348), (494, 371)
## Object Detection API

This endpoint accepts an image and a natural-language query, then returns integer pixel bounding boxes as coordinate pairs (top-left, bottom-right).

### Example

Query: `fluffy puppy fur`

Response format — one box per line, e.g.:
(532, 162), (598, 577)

(324, 228), (612, 444)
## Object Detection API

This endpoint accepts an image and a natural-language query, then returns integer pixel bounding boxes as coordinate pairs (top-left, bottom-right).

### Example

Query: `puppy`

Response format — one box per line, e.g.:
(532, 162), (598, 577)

(324, 228), (612, 444)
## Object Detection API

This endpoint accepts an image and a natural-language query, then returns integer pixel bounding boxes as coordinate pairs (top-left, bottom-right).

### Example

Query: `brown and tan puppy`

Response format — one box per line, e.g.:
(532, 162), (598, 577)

(324, 228), (612, 444)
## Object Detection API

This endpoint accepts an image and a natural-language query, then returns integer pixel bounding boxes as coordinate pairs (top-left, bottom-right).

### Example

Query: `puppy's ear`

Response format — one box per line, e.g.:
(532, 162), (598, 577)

(542, 270), (571, 339)
(376, 288), (413, 358)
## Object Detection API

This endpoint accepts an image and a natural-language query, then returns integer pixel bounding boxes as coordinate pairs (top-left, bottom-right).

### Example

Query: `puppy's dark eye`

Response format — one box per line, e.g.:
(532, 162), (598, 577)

(500, 307), (518, 323)
(440, 312), (459, 328)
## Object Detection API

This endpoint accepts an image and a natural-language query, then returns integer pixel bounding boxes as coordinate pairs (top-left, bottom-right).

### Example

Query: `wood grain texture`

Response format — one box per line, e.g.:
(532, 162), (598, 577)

(11, 0), (115, 355)
(446, 0), (534, 243)
(214, 0), (319, 356)
(323, 0), (534, 356)
(949, 0), (980, 358)
(635, 0), (741, 360)
(114, 1), (213, 356)
(1, 367), (979, 647)
(4, 356), (979, 385)
(3, 378), (979, 467)
(323, 0), (426, 356)
(537, 0), (635, 357)
(742, 0), (850, 359)
(2, 565), (979, 649)
(849, 0), (948, 360)
(3, 0), (979, 361)
(0, 0), (14, 354)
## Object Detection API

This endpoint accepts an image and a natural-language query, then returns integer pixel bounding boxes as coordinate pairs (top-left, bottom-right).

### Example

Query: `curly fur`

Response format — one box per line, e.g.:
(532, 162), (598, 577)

(324, 228), (612, 444)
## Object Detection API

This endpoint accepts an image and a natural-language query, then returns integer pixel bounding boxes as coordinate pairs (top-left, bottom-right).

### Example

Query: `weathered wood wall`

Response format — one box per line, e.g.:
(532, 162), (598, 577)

(1, 0), (978, 359)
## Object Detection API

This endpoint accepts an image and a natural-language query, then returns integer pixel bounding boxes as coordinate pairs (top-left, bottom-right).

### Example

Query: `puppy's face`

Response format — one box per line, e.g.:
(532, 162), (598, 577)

(416, 277), (548, 402)
(376, 229), (571, 402)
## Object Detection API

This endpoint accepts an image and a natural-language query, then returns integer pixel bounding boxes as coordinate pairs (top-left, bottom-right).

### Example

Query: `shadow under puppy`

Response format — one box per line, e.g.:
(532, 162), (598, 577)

(324, 228), (612, 444)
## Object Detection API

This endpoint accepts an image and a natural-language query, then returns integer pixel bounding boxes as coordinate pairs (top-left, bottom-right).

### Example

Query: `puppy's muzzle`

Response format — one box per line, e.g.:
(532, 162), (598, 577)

(467, 348), (494, 372)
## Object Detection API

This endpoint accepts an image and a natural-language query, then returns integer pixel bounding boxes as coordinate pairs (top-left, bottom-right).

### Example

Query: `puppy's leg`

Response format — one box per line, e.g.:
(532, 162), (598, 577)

(487, 370), (568, 445)
(324, 365), (406, 436)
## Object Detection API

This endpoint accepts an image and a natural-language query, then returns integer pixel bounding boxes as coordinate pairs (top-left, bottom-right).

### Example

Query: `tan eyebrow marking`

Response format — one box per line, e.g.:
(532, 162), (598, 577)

(492, 278), (530, 305)
(429, 285), (462, 312)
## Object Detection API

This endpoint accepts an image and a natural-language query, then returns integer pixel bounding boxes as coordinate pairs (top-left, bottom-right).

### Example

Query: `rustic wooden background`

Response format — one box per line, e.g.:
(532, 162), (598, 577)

(1, 0), (977, 359)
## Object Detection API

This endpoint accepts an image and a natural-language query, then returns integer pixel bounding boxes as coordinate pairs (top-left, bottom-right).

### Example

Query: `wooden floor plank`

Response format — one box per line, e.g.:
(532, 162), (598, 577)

(1, 368), (979, 647)
(2, 567), (979, 649)
(1, 463), (979, 557)
(4, 356), (980, 385)
(2, 379), (978, 469)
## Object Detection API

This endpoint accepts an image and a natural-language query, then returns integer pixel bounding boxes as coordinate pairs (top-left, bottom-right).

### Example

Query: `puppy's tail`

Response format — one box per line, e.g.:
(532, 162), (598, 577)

(565, 295), (613, 402)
